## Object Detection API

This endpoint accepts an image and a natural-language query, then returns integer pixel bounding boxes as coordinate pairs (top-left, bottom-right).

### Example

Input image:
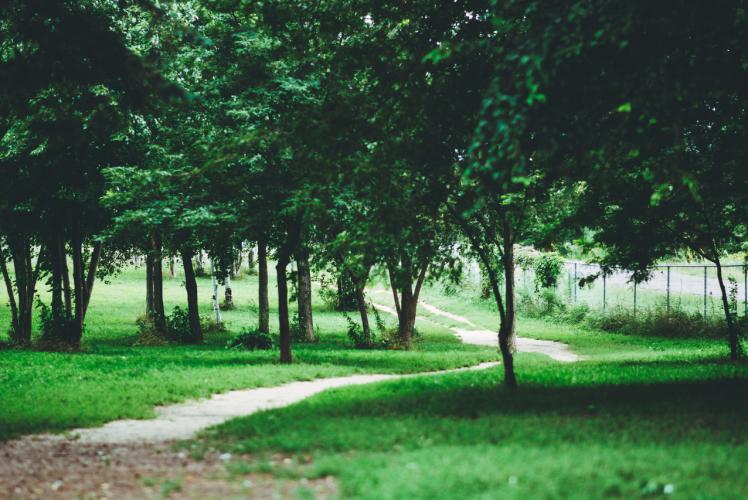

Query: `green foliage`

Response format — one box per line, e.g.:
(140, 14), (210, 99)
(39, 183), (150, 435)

(226, 329), (273, 351)
(532, 254), (563, 291)
(36, 302), (82, 350)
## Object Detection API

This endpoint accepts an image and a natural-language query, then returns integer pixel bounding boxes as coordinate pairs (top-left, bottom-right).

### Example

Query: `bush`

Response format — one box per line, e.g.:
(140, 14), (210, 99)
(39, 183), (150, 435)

(346, 315), (373, 349)
(134, 315), (171, 346)
(36, 302), (81, 350)
(585, 307), (726, 338)
(518, 288), (567, 318)
(226, 328), (274, 350)
(533, 253), (564, 291)
(165, 306), (192, 342)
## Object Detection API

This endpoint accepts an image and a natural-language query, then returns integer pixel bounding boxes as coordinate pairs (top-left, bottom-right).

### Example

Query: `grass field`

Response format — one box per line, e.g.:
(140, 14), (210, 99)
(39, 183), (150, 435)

(2, 265), (747, 498)
(191, 284), (748, 499)
(0, 266), (494, 441)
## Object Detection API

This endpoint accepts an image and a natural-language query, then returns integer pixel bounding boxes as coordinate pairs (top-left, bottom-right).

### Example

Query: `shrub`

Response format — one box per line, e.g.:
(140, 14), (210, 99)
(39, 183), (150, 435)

(36, 302), (81, 350)
(533, 253), (564, 291)
(165, 306), (192, 342)
(289, 313), (319, 343)
(518, 288), (567, 318)
(346, 315), (373, 349)
(226, 328), (273, 350)
(134, 315), (171, 346)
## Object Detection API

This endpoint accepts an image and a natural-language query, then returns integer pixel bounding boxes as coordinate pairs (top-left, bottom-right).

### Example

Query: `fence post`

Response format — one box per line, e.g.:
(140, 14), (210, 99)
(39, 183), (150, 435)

(703, 266), (707, 319)
(666, 266), (671, 314)
(573, 262), (577, 303)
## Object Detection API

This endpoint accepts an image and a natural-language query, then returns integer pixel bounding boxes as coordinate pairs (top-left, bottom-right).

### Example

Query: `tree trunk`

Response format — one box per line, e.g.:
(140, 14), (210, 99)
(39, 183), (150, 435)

(49, 235), (64, 327)
(0, 247), (20, 339)
(276, 251), (292, 364)
(296, 247), (315, 342)
(71, 235), (85, 345)
(395, 263), (427, 350)
(353, 268), (371, 346)
(258, 241), (270, 333)
(6, 240), (40, 345)
(449, 206), (516, 387)
(224, 275), (234, 309)
(145, 251), (154, 317)
(499, 233), (518, 387)
(169, 256), (176, 278)
(151, 235), (166, 332)
(210, 260), (222, 326)
(81, 242), (102, 319)
(59, 239), (72, 316)
(181, 249), (203, 343)
(714, 259), (744, 360)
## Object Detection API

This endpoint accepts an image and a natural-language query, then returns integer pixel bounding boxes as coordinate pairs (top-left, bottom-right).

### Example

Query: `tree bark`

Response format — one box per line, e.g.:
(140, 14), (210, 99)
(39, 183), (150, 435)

(352, 268), (372, 345)
(181, 249), (203, 343)
(394, 263), (427, 350)
(151, 235), (166, 332)
(296, 247), (315, 342)
(71, 235), (85, 345)
(276, 251), (292, 363)
(0, 247), (20, 338)
(499, 231), (518, 387)
(714, 258), (744, 359)
(59, 239), (72, 316)
(448, 206), (516, 387)
(49, 235), (64, 326)
(258, 241), (270, 333)
(145, 251), (154, 317)
(81, 242), (102, 319)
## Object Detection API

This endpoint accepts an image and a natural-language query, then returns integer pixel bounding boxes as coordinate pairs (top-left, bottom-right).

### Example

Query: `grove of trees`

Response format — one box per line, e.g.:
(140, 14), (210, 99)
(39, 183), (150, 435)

(2, 0), (746, 385)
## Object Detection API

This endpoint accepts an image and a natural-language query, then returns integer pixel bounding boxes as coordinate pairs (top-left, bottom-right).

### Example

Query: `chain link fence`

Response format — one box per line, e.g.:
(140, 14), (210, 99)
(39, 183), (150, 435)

(513, 261), (748, 319)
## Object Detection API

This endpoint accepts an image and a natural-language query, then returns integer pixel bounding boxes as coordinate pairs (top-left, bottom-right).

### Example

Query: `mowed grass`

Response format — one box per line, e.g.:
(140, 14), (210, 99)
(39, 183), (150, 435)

(0, 266), (494, 441)
(195, 287), (748, 499)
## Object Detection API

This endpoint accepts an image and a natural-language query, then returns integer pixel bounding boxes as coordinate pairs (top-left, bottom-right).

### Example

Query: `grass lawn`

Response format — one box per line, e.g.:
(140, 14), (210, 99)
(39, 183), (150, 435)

(0, 266), (493, 441)
(193, 286), (748, 499)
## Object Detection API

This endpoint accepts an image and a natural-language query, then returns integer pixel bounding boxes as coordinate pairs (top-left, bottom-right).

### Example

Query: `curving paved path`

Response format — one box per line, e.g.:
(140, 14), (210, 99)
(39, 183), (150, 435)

(371, 293), (580, 363)
(22, 362), (498, 445)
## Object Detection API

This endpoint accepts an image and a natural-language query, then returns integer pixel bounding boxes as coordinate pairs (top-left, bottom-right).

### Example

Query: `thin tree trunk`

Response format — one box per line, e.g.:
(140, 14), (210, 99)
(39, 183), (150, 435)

(224, 275), (234, 309)
(714, 258), (744, 359)
(352, 267), (372, 345)
(169, 257), (176, 278)
(181, 249), (203, 343)
(81, 242), (102, 319)
(387, 263), (401, 317)
(145, 252), (154, 317)
(71, 235), (85, 345)
(151, 235), (166, 332)
(49, 235), (64, 326)
(59, 239), (72, 316)
(0, 248), (19, 338)
(296, 247), (315, 342)
(258, 241), (270, 333)
(210, 260), (222, 326)
(500, 232), (518, 387)
(448, 206), (515, 387)
(276, 251), (292, 363)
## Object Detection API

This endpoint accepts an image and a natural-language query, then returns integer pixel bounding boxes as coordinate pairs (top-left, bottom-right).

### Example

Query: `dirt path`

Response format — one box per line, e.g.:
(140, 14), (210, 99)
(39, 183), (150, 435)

(1, 362), (496, 498)
(371, 293), (580, 363)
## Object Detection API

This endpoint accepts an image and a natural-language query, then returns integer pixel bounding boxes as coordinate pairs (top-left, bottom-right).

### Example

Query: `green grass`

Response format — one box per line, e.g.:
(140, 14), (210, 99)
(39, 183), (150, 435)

(0, 266), (493, 441)
(194, 286), (748, 499)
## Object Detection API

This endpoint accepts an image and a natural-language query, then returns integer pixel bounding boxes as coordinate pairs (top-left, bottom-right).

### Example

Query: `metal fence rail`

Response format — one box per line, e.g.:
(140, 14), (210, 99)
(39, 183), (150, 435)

(551, 261), (747, 318)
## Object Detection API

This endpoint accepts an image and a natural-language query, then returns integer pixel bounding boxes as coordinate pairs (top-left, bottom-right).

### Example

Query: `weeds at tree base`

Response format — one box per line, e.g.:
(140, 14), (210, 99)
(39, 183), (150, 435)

(226, 328), (274, 350)
(134, 307), (225, 346)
